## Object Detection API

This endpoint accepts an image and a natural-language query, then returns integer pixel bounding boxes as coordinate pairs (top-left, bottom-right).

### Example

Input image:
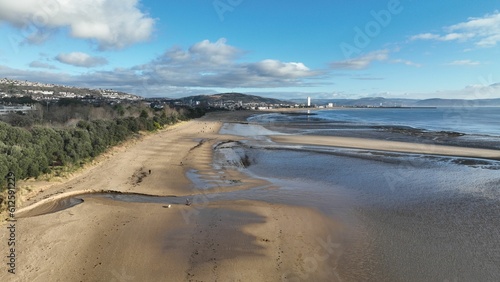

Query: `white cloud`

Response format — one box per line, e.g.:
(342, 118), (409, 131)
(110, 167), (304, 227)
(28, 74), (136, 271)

(0, 0), (155, 50)
(446, 60), (481, 66)
(0, 39), (320, 97)
(188, 38), (242, 65)
(351, 76), (385, 81)
(55, 52), (108, 68)
(413, 83), (500, 100)
(29, 61), (58, 69)
(331, 50), (389, 70)
(409, 33), (440, 41)
(410, 11), (500, 47)
(1, 62), (499, 100)
(248, 60), (311, 78)
(410, 32), (472, 42)
(139, 39), (319, 88)
(332, 50), (421, 71)
(390, 59), (422, 67)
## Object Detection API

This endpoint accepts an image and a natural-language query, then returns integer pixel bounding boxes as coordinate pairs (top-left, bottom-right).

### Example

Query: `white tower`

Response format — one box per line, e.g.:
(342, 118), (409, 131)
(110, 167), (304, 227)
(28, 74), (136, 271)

(307, 96), (311, 107)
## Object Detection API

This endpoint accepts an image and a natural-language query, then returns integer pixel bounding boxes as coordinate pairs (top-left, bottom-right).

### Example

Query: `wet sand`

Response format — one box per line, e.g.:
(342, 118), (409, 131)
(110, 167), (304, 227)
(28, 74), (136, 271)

(271, 135), (500, 160)
(1, 111), (343, 281)
(3, 110), (499, 281)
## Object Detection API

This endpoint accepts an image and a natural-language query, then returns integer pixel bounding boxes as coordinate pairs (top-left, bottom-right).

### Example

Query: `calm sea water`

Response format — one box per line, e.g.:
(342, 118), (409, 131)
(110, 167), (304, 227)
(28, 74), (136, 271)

(242, 147), (500, 281)
(316, 107), (500, 136)
(250, 107), (500, 136)
(220, 114), (500, 281)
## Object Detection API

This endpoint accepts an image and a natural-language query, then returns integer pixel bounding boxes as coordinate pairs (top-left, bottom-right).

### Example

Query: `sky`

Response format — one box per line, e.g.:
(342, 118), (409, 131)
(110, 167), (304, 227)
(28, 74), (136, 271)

(0, 0), (499, 100)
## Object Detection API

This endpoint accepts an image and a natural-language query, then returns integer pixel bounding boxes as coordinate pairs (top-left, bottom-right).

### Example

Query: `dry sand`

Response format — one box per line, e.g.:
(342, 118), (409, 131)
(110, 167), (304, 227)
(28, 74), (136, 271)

(1, 111), (344, 282)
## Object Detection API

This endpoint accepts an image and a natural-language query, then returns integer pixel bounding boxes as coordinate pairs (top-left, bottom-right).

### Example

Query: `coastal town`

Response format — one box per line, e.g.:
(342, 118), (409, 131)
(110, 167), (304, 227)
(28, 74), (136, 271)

(0, 78), (141, 101)
(0, 78), (142, 115)
(0, 78), (326, 116)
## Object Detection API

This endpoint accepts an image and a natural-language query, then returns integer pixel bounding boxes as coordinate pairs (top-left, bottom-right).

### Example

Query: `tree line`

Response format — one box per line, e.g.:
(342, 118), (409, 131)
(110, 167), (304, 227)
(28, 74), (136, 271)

(0, 103), (207, 191)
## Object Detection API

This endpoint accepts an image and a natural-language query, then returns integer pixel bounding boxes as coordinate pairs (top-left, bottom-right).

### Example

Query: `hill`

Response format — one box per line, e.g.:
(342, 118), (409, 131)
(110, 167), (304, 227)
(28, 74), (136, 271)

(175, 92), (292, 105)
(0, 78), (141, 101)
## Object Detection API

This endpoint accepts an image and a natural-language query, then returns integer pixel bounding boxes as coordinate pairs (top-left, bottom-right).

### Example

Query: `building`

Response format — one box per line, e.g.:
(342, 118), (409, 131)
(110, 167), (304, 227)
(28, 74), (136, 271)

(27, 90), (54, 95)
(0, 105), (34, 115)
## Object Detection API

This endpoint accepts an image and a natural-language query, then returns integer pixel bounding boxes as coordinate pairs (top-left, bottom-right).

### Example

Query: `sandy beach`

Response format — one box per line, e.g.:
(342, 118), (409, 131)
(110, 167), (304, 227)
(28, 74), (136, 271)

(1, 111), (343, 282)
(2, 110), (499, 281)
(270, 135), (500, 160)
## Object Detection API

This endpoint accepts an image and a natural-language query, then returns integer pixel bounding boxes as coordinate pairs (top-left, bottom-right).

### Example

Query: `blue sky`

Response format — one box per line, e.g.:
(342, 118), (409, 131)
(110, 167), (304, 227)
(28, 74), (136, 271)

(0, 0), (499, 100)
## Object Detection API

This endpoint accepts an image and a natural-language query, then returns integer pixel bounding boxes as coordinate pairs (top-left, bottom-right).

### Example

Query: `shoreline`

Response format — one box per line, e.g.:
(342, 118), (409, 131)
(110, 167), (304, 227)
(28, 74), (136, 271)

(2, 110), (498, 281)
(2, 120), (189, 216)
(0, 110), (346, 281)
(270, 135), (500, 161)
(253, 108), (500, 151)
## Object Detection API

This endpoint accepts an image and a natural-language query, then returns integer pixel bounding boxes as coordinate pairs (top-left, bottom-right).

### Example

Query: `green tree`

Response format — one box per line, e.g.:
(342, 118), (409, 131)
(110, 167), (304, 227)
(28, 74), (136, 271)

(6, 145), (24, 179)
(114, 104), (125, 117)
(139, 109), (149, 119)
(30, 127), (64, 166)
(0, 145), (9, 189)
(113, 124), (129, 143)
(23, 145), (48, 177)
(2, 125), (31, 146)
(59, 128), (92, 163)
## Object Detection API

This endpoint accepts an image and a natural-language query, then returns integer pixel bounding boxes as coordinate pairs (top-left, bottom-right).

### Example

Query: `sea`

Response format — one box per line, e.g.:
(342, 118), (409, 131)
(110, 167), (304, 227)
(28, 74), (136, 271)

(220, 107), (500, 281)
(249, 107), (500, 136)
(20, 107), (500, 281)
